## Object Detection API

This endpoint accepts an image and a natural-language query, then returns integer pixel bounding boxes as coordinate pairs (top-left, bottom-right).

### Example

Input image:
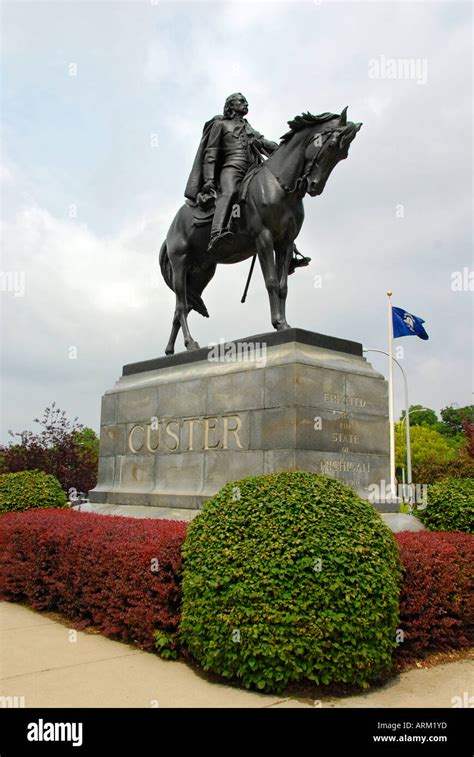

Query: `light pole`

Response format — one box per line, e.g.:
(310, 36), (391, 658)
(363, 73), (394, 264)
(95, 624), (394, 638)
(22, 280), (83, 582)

(386, 292), (396, 496)
(400, 406), (432, 484)
(363, 347), (411, 485)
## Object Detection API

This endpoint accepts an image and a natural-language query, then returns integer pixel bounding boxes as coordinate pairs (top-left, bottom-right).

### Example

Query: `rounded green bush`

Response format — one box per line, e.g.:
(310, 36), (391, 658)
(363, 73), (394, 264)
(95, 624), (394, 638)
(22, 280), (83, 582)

(180, 471), (402, 693)
(416, 477), (474, 533)
(0, 470), (67, 513)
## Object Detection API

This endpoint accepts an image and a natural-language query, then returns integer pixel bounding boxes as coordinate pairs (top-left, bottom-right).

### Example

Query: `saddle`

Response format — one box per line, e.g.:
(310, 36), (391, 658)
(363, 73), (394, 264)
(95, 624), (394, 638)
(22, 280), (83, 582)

(186, 165), (261, 228)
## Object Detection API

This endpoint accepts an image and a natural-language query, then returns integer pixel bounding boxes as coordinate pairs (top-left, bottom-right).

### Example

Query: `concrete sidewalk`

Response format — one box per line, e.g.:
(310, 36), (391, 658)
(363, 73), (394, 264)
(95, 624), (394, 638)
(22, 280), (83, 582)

(0, 602), (471, 708)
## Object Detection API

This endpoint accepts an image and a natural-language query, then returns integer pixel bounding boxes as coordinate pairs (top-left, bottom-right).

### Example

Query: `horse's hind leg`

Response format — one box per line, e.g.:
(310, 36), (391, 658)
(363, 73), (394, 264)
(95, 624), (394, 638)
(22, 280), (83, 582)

(171, 258), (200, 351)
(165, 307), (195, 355)
(165, 315), (181, 355)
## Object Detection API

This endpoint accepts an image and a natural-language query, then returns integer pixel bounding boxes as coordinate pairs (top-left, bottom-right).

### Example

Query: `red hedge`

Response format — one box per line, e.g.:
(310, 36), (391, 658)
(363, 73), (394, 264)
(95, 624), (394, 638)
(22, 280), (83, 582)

(395, 532), (473, 660)
(0, 509), (188, 650)
(1, 511), (472, 662)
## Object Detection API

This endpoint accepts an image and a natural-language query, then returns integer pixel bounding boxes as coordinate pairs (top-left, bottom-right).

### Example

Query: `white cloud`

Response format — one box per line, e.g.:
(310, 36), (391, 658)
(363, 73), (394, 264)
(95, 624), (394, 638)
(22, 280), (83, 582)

(143, 41), (173, 84)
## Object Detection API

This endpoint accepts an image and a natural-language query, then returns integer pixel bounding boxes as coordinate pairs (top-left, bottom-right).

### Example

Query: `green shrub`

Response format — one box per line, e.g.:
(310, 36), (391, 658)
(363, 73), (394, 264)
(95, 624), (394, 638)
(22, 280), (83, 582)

(154, 630), (179, 660)
(180, 471), (402, 693)
(0, 470), (67, 513)
(415, 478), (474, 533)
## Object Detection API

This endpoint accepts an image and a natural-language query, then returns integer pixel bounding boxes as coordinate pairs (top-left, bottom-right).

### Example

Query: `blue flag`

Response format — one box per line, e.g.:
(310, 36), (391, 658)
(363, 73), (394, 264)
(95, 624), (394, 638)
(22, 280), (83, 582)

(392, 306), (429, 340)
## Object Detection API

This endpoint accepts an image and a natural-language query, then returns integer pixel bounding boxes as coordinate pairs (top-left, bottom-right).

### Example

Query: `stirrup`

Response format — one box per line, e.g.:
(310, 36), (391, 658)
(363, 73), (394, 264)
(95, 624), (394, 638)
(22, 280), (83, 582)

(207, 234), (220, 252)
(289, 254), (311, 275)
(208, 230), (234, 254)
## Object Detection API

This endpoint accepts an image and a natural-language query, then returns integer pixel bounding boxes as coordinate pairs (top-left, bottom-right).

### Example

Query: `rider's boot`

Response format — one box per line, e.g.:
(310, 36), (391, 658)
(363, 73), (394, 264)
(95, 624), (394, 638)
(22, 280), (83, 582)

(207, 193), (234, 252)
(288, 245), (312, 275)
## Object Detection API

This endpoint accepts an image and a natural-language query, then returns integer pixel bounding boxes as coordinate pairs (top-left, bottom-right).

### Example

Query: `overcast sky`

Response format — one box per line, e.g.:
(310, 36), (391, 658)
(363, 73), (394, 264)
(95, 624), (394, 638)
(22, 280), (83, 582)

(1, 0), (472, 441)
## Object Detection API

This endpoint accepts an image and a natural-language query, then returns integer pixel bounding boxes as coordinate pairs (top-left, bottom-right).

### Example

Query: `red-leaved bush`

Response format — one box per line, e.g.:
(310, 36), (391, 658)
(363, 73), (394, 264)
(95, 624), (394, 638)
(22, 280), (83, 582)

(0, 509), (188, 650)
(395, 532), (473, 660)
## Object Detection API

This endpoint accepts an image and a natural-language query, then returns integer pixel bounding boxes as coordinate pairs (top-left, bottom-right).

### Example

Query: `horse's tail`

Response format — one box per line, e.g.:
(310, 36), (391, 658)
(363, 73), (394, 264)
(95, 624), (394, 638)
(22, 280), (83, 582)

(159, 240), (209, 318)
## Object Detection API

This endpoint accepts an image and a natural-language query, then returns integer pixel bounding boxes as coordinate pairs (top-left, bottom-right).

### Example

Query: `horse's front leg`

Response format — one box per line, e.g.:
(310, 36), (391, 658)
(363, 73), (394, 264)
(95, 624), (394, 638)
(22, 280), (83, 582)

(274, 241), (294, 330)
(256, 228), (285, 330)
(171, 259), (200, 351)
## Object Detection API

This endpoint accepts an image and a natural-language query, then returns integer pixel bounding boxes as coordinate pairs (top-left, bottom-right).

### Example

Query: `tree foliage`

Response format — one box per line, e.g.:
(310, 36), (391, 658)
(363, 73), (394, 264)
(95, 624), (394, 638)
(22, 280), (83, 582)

(395, 423), (460, 473)
(400, 405), (438, 427)
(439, 405), (474, 438)
(0, 404), (98, 495)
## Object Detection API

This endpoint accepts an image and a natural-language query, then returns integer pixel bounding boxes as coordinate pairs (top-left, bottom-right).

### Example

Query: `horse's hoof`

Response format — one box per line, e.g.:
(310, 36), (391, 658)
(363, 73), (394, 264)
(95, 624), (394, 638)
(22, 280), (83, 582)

(165, 347), (174, 355)
(185, 340), (201, 351)
(274, 321), (291, 331)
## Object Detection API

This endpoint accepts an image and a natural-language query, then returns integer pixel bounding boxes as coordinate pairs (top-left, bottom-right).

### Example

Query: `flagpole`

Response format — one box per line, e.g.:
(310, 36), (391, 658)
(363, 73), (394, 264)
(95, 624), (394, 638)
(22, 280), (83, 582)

(387, 291), (396, 498)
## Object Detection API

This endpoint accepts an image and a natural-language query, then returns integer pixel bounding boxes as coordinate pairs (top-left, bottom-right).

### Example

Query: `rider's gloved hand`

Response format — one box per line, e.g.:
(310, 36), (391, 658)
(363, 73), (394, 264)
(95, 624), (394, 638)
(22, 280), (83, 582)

(201, 181), (216, 196)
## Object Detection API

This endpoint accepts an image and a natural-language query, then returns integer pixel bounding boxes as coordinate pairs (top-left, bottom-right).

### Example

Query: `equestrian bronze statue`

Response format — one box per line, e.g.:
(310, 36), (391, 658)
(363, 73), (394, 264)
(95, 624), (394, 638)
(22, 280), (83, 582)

(159, 95), (362, 354)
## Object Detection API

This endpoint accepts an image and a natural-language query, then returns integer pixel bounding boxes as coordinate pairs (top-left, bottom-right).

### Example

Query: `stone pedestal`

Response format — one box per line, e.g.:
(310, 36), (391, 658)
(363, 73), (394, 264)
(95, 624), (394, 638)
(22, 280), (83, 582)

(89, 329), (391, 513)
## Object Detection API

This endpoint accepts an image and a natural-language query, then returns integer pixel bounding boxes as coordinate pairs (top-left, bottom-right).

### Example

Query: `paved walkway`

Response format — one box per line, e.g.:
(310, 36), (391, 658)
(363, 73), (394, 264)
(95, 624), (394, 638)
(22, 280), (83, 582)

(1, 603), (471, 708)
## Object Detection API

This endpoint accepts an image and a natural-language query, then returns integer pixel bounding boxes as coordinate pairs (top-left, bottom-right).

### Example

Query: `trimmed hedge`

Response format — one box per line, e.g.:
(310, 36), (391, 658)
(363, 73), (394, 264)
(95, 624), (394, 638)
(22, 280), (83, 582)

(416, 477), (474, 533)
(0, 470), (67, 513)
(0, 509), (186, 650)
(395, 532), (473, 660)
(180, 472), (402, 693)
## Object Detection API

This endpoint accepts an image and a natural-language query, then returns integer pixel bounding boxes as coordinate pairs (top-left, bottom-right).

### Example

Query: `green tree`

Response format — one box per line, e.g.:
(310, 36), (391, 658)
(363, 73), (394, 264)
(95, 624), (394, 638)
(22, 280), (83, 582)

(72, 427), (100, 458)
(439, 405), (474, 438)
(395, 423), (461, 478)
(400, 405), (438, 427)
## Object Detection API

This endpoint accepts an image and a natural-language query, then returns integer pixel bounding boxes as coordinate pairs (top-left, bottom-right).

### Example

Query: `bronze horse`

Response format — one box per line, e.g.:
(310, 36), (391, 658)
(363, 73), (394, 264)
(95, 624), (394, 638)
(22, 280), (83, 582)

(159, 108), (362, 354)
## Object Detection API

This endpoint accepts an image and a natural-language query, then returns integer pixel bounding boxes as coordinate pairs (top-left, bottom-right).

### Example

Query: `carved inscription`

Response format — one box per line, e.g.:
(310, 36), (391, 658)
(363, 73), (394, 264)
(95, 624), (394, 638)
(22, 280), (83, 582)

(323, 392), (369, 487)
(332, 410), (359, 448)
(323, 393), (366, 408)
(128, 414), (244, 454)
(320, 458), (371, 488)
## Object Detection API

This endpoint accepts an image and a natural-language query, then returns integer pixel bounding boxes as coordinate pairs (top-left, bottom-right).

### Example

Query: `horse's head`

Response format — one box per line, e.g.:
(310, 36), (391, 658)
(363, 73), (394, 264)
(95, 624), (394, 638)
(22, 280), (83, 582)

(304, 107), (362, 197)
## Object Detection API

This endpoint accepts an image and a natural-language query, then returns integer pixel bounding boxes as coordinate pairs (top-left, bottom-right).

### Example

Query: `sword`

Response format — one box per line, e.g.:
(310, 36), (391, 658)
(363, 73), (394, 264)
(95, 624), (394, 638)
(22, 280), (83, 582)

(241, 143), (274, 303)
(241, 254), (257, 303)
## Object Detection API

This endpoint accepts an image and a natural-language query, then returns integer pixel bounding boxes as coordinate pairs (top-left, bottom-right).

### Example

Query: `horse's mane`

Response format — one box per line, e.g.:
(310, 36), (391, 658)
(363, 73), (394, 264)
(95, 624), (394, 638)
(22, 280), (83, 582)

(280, 112), (339, 143)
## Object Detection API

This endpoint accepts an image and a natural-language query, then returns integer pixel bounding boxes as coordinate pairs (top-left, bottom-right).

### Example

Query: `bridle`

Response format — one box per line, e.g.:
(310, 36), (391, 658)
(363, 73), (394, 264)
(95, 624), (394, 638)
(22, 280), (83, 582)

(298, 127), (344, 194)
(270, 125), (343, 197)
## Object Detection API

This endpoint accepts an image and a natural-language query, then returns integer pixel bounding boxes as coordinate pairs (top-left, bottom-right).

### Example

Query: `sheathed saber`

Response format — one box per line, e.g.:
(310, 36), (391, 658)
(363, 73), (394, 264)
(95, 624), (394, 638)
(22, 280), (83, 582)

(240, 144), (274, 304)
(241, 254), (257, 303)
